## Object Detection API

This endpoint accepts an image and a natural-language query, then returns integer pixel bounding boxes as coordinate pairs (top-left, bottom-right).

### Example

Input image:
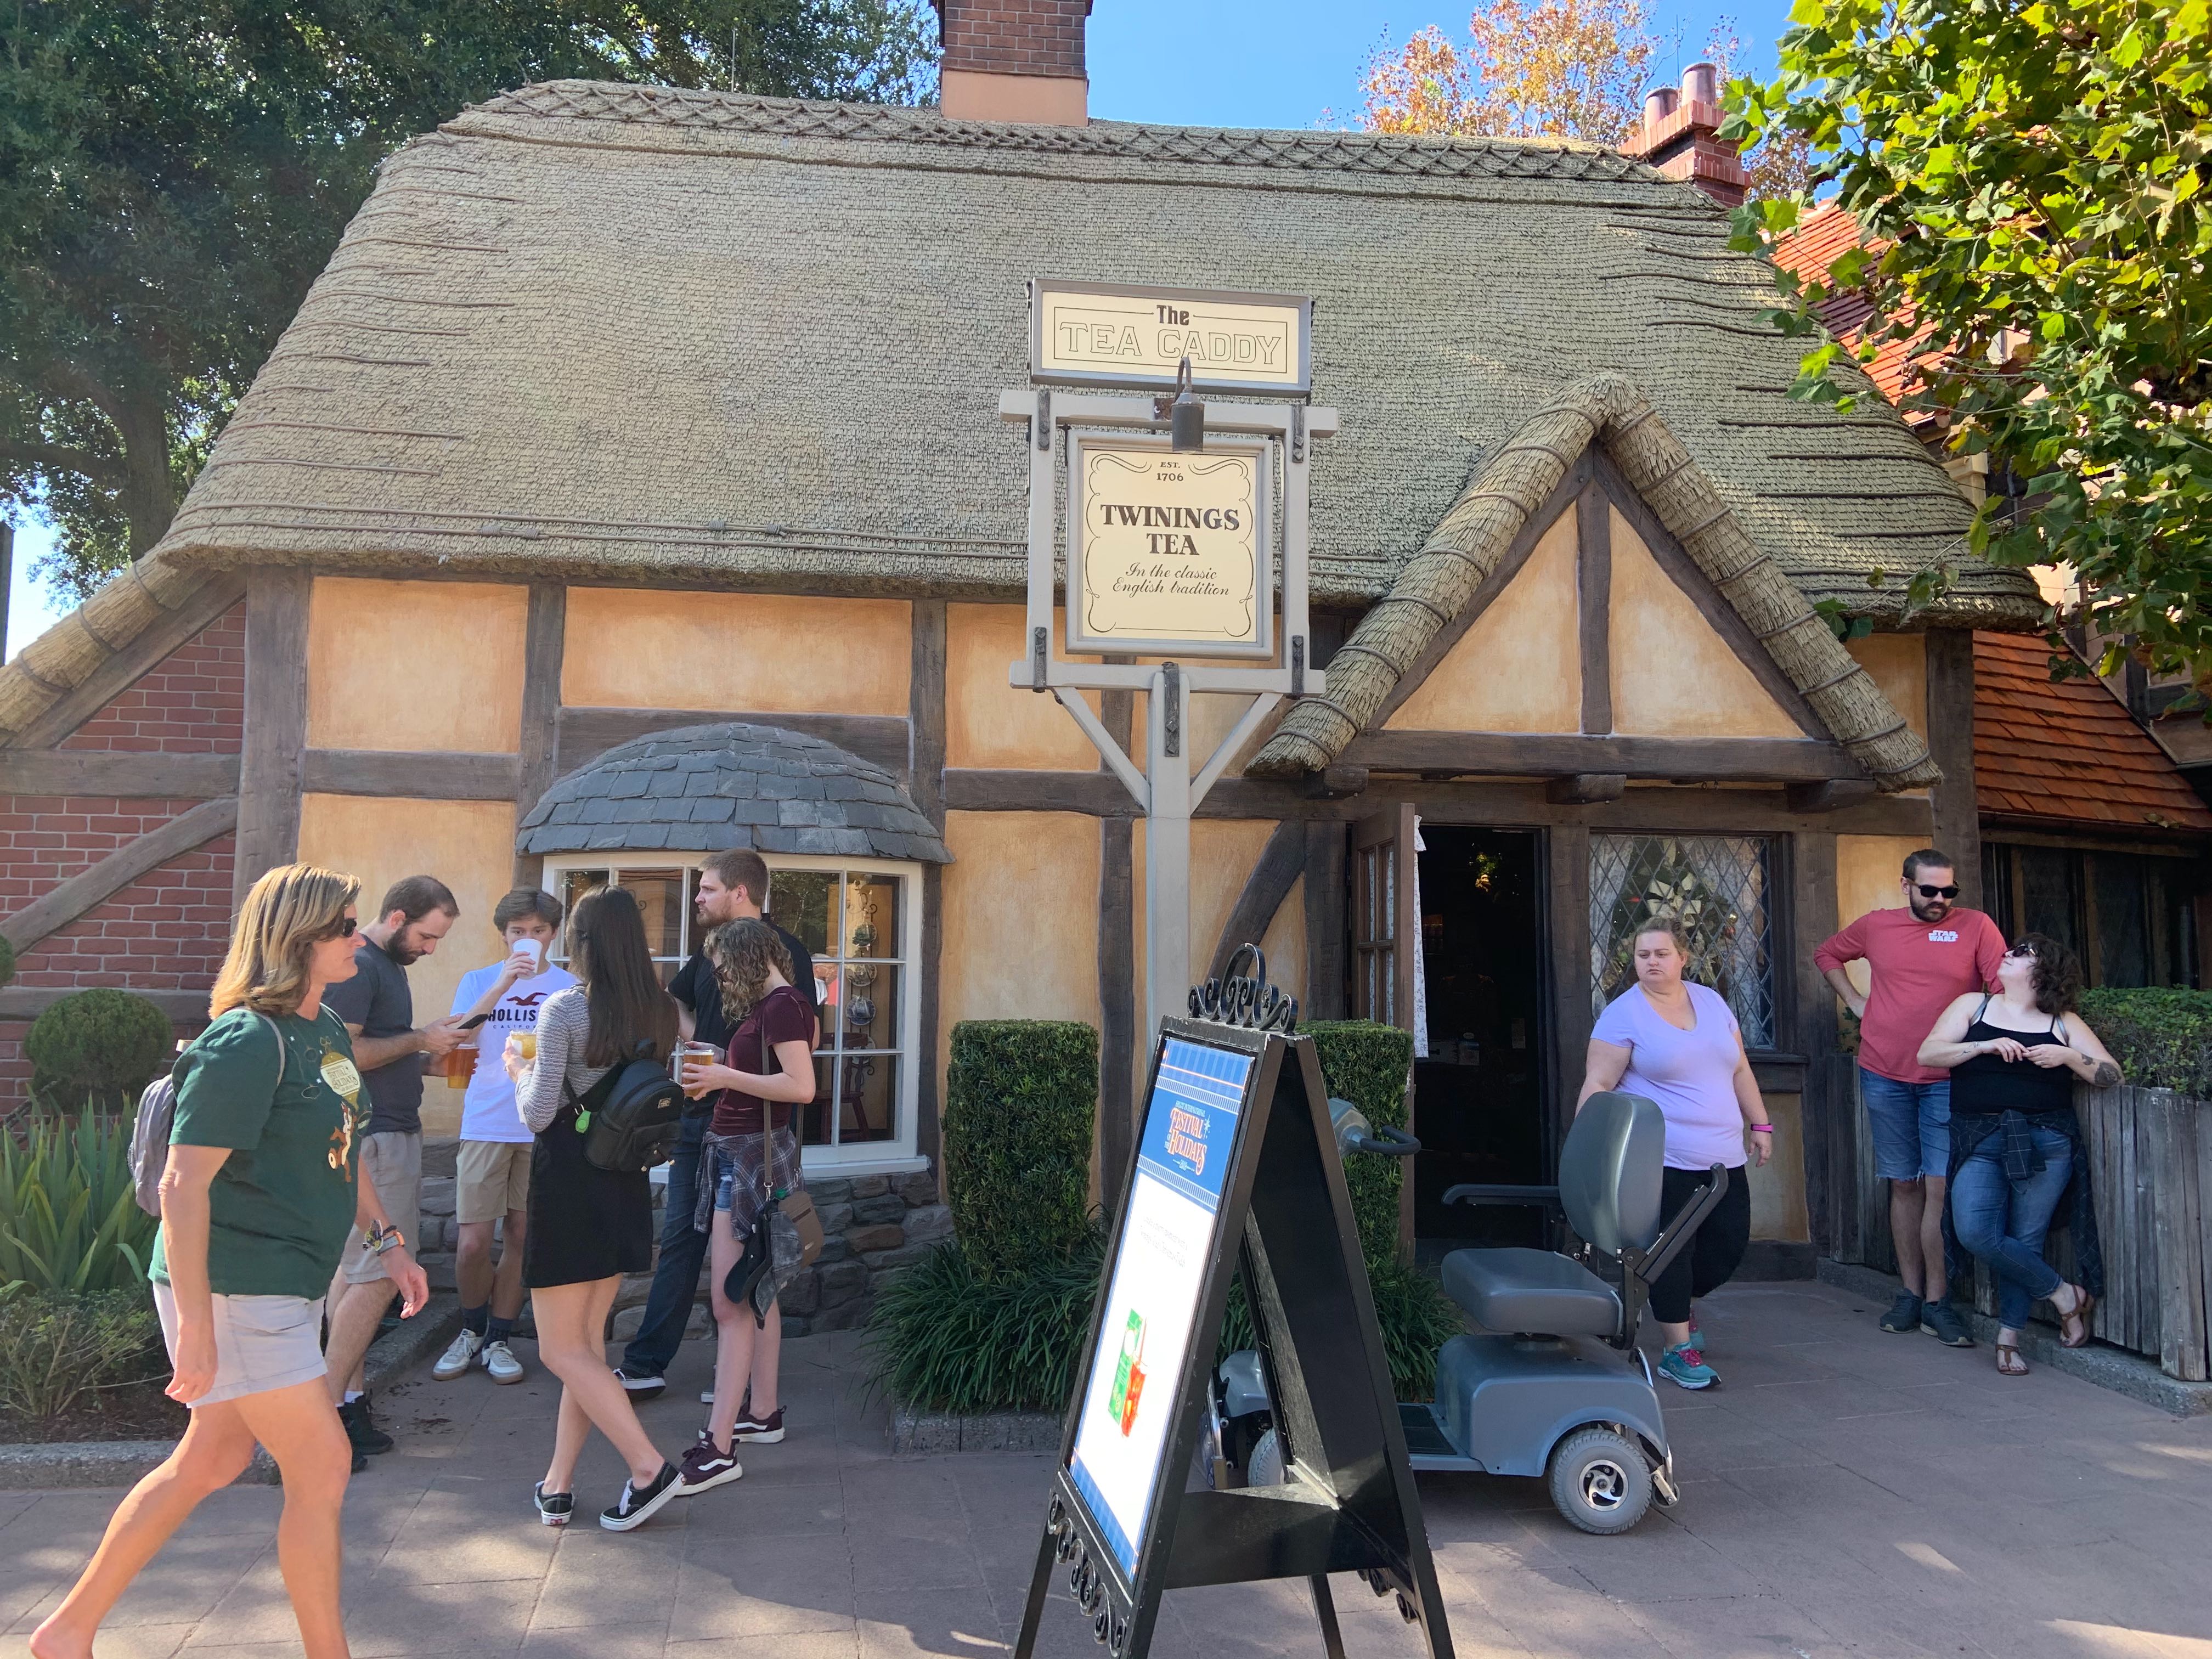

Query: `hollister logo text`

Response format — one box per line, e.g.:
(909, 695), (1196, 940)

(1928, 930), (1960, 943)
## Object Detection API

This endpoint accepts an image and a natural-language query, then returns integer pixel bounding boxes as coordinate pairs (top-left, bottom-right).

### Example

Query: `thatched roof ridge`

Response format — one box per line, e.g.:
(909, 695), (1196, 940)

(1246, 373), (1942, 793)
(0, 551), (202, 743)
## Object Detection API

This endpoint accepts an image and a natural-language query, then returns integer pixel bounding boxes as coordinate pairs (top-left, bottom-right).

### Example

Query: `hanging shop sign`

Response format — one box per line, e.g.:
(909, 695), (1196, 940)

(1032, 280), (1312, 396)
(1068, 435), (1271, 659)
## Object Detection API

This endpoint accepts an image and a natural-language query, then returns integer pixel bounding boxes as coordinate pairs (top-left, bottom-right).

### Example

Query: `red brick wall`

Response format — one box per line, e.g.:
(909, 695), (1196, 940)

(63, 605), (244, 753)
(936, 0), (1090, 78)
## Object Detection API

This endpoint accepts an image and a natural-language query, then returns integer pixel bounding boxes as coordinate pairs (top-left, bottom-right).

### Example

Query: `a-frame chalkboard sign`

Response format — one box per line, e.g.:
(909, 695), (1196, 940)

(1014, 949), (1454, 1659)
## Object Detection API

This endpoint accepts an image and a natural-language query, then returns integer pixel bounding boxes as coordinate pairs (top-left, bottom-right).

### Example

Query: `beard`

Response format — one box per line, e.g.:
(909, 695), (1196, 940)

(385, 932), (427, 966)
(1909, 895), (1953, 924)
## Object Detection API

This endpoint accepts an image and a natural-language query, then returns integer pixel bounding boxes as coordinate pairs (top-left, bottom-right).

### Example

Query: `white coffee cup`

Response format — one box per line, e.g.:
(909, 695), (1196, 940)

(512, 938), (545, 974)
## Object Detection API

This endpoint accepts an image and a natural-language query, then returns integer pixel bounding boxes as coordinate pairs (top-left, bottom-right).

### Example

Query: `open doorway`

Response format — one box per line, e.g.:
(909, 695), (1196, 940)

(1412, 827), (1547, 1249)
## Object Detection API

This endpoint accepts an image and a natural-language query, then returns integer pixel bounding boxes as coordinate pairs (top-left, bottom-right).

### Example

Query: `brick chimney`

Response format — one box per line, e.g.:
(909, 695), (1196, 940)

(932, 1), (1092, 125)
(1621, 62), (1748, 207)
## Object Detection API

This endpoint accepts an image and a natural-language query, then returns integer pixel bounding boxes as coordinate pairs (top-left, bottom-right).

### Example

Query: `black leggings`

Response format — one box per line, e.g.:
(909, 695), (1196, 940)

(1648, 1164), (1750, 1325)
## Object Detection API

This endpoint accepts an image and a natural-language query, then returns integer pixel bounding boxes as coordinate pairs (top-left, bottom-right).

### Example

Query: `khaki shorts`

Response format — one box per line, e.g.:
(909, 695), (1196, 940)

(151, 1283), (326, 1409)
(341, 1131), (422, 1285)
(456, 1139), (532, 1223)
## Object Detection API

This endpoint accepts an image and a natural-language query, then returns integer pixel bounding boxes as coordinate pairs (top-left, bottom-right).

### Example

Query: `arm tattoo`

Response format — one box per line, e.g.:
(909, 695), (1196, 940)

(2091, 1060), (2121, 1090)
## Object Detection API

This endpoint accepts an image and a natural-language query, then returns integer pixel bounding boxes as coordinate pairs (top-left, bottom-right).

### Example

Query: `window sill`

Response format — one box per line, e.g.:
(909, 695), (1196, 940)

(800, 1152), (930, 1179)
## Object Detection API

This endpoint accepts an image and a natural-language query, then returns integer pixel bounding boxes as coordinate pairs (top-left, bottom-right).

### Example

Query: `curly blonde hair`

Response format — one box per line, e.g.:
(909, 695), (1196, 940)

(211, 864), (362, 1018)
(707, 917), (795, 1023)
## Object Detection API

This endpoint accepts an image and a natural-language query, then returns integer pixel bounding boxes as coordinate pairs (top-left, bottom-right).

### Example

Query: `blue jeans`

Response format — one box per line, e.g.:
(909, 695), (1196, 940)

(619, 1111), (707, 1379)
(1950, 1124), (2071, 1328)
(1860, 1070), (1951, 1181)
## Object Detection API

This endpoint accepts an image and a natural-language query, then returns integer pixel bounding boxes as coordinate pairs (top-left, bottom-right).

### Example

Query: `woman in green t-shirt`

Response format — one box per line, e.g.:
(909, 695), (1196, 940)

(32, 865), (429, 1659)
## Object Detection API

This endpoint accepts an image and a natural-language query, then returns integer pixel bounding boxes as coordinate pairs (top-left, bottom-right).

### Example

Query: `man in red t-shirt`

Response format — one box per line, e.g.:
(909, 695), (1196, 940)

(1813, 848), (2004, 1345)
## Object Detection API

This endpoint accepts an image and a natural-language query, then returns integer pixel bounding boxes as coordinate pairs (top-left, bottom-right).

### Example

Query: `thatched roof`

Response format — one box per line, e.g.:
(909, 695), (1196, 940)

(0, 82), (2041, 744)
(1249, 374), (1939, 790)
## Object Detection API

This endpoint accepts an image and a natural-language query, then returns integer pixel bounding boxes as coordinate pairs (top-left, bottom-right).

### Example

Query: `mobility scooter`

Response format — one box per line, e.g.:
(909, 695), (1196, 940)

(1210, 1088), (1727, 1534)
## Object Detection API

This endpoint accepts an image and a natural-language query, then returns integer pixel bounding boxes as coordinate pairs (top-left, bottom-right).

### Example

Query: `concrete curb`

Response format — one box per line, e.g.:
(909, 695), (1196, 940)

(0, 1294), (465, 1491)
(1816, 1260), (2212, 1417)
(890, 1404), (1060, 1455)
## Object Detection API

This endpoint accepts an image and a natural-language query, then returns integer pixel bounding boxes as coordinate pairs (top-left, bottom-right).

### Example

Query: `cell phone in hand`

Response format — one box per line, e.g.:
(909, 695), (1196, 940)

(458, 1012), (491, 1031)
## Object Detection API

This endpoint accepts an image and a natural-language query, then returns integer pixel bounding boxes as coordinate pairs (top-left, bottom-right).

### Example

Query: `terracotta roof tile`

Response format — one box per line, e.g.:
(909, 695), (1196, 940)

(1973, 633), (2212, 834)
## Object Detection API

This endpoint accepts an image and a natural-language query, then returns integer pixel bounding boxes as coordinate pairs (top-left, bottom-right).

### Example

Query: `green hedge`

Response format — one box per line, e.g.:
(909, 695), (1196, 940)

(942, 1020), (1098, 1282)
(1304, 1020), (1414, 1265)
(0, 1289), (164, 1421)
(26, 989), (173, 1113)
(2076, 988), (2212, 1098)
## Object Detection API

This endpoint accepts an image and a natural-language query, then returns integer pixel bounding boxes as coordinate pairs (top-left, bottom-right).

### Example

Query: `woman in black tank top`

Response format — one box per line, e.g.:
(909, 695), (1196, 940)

(1917, 933), (2120, 1376)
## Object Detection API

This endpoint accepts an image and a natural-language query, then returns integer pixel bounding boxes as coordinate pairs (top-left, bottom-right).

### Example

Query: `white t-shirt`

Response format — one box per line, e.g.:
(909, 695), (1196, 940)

(449, 961), (578, 1143)
(1589, 982), (1747, 1171)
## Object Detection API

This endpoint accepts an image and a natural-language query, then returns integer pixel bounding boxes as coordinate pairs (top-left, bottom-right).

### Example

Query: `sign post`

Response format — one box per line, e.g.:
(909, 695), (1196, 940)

(1004, 279), (1334, 1043)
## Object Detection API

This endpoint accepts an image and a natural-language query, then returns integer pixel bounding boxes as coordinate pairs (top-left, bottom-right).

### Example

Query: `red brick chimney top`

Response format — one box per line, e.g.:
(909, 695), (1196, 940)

(1621, 61), (1748, 208)
(932, 1), (1093, 124)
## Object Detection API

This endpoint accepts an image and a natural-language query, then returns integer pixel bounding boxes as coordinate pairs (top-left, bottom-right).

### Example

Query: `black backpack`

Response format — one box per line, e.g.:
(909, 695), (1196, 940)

(568, 1055), (687, 1173)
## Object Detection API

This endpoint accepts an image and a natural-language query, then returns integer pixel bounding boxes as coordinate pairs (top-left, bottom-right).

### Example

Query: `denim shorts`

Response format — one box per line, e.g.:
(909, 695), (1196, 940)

(1860, 1070), (1951, 1181)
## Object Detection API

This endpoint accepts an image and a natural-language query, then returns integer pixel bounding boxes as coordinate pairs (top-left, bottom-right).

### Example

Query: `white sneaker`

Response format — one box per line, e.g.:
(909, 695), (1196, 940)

(433, 1329), (485, 1381)
(482, 1340), (524, 1385)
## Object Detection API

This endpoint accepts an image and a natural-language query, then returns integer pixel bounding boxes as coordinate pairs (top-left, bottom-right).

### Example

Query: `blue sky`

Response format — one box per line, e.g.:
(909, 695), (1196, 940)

(4, 0), (1790, 662)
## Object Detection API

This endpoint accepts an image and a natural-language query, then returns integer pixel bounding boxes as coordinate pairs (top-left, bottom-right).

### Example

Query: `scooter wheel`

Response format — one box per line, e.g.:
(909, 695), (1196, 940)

(1546, 1426), (1653, 1536)
(1246, 1428), (1285, 1487)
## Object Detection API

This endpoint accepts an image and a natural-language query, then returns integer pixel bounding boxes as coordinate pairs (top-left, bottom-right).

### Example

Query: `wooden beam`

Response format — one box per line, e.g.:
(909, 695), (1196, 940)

(1593, 451), (1834, 742)
(9, 576), (247, 752)
(1545, 823), (1594, 1171)
(1303, 820), (1347, 1020)
(910, 600), (948, 1177)
(1785, 780), (1877, 814)
(515, 583), (567, 886)
(1302, 764), (1368, 800)
(1344, 730), (1859, 782)
(1546, 774), (1624, 805)
(1924, 628), (1982, 907)
(2, 796), (240, 952)
(0, 986), (207, 1022)
(556, 706), (910, 781)
(1371, 453), (1592, 730)
(1577, 482), (1612, 736)
(1207, 822), (1306, 985)
(1096, 659), (1137, 1220)
(234, 569), (311, 907)
(1789, 829), (1844, 1255)
(0, 750), (236, 799)
(302, 749), (521, 800)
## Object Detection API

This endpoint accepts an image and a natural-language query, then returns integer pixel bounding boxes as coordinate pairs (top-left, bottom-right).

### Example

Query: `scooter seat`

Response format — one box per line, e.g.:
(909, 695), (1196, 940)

(1441, 1247), (1622, 1338)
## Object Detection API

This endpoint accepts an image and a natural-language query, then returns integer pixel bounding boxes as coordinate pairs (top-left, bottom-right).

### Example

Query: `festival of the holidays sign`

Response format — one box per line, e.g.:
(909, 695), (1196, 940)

(1072, 440), (1268, 657)
(1032, 281), (1310, 394)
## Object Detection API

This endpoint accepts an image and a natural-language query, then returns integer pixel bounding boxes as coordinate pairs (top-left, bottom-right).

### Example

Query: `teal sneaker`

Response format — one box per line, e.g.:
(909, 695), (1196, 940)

(1657, 1342), (1719, 1390)
(1686, 1320), (1706, 1353)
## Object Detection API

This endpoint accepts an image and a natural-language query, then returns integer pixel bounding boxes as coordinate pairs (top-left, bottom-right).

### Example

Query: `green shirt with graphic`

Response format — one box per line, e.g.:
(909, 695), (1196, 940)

(150, 1003), (365, 1301)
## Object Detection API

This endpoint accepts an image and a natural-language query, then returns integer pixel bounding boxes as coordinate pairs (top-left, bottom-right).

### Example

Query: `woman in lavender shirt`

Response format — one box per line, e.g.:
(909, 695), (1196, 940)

(1578, 917), (1773, 1390)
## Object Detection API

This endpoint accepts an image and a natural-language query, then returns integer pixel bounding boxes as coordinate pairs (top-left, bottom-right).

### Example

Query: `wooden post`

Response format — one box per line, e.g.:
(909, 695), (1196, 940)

(1302, 820), (1346, 1020)
(1097, 675), (1138, 1218)
(1545, 823), (1592, 1166)
(911, 600), (949, 1178)
(1576, 484), (1612, 737)
(1925, 630), (1982, 908)
(233, 568), (311, 908)
(514, 582), (566, 888)
(1791, 830), (1843, 1256)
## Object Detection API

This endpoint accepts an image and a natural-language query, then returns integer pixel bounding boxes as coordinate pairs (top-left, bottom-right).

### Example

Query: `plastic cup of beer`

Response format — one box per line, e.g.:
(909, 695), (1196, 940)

(673, 1041), (715, 1090)
(444, 1042), (479, 1089)
(508, 1031), (538, 1065)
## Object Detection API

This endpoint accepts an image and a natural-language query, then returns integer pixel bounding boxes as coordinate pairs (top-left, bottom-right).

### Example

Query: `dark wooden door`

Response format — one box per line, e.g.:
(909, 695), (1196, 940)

(1352, 804), (1418, 1031)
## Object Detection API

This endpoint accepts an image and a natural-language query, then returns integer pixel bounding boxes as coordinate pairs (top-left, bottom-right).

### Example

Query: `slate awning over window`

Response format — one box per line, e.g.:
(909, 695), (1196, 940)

(516, 721), (951, 862)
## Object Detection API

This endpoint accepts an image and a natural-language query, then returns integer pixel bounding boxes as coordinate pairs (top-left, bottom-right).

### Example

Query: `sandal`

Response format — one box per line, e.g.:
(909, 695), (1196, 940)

(1995, 1341), (2029, 1377)
(2058, 1285), (2096, 1348)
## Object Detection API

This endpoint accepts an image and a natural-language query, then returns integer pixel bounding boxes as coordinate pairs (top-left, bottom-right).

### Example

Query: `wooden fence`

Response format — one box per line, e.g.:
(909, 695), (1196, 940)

(1836, 1074), (2212, 1381)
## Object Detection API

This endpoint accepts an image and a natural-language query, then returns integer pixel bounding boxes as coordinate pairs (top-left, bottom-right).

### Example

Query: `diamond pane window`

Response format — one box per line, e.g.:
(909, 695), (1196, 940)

(1589, 834), (1776, 1048)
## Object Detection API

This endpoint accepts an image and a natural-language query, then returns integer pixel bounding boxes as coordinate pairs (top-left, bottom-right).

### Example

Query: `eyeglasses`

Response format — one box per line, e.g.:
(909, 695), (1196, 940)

(1913, 884), (1961, 900)
(2005, 943), (2038, 960)
(323, 917), (358, 940)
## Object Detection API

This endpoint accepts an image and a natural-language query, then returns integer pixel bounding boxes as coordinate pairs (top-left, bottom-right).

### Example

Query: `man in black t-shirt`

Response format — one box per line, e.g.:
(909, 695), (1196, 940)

(618, 849), (815, 1400)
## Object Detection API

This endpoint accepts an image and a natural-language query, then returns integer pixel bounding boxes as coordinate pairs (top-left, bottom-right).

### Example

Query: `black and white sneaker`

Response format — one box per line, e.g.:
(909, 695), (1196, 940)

(534, 1482), (574, 1528)
(732, 1407), (784, 1444)
(600, 1462), (682, 1532)
(676, 1435), (744, 1494)
(614, 1369), (667, 1403)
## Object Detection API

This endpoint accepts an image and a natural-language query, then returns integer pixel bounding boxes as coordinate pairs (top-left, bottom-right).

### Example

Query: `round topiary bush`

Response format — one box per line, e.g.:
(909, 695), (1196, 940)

(26, 989), (174, 1113)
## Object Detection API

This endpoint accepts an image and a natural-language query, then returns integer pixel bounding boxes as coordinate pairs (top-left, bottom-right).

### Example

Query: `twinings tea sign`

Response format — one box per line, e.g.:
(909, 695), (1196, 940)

(1074, 444), (1267, 656)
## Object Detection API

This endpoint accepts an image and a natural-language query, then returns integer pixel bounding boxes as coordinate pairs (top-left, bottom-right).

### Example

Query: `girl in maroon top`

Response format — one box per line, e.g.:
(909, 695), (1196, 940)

(672, 918), (814, 1491)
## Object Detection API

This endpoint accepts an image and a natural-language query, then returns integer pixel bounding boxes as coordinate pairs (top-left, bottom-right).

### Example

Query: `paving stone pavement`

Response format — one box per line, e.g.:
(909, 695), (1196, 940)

(4, 1278), (2211, 1659)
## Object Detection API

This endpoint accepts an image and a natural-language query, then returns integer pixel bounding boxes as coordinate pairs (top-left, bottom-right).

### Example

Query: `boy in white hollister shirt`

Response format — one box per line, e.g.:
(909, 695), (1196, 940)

(433, 889), (577, 1385)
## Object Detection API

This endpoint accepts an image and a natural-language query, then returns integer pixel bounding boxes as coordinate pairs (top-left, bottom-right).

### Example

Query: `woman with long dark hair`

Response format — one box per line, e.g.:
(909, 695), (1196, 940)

(505, 884), (685, 1530)
(1918, 932), (2115, 1376)
(672, 917), (815, 1494)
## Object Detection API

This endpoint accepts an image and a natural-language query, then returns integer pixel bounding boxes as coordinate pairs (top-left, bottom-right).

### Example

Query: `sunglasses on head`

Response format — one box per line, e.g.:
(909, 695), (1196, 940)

(1914, 884), (1961, 900)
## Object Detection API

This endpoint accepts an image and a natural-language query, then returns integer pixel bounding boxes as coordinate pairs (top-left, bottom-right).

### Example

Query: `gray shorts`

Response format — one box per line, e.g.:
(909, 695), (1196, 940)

(151, 1282), (328, 1408)
(341, 1131), (422, 1285)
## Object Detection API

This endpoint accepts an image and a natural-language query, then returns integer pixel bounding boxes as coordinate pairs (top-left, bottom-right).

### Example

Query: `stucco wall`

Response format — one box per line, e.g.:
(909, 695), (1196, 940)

(1832, 834), (1929, 997)
(1610, 508), (1802, 740)
(945, 603), (1105, 770)
(563, 589), (910, 716)
(1845, 632), (1931, 747)
(307, 578), (528, 754)
(1386, 506), (1581, 733)
(297, 794), (522, 1135)
(939, 807), (1102, 1065)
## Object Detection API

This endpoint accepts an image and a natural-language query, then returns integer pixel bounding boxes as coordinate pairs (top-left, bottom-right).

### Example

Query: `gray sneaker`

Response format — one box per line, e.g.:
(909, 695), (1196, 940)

(1879, 1293), (1923, 1334)
(1921, 1300), (1976, 1347)
(482, 1340), (526, 1383)
(433, 1329), (485, 1381)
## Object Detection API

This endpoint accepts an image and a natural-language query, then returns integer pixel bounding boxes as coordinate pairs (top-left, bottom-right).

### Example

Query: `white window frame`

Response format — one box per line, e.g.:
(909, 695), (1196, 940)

(541, 852), (926, 1177)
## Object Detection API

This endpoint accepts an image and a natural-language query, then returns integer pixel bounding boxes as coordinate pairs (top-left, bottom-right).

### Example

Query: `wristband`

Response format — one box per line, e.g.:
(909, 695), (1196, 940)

(364, 1221), (407, 1256)
(1748, 1124), (1774, 1133)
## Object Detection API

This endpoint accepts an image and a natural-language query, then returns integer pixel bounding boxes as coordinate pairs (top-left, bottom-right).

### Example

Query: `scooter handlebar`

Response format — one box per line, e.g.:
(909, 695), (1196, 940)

(1344, 1125), (1421, 1156)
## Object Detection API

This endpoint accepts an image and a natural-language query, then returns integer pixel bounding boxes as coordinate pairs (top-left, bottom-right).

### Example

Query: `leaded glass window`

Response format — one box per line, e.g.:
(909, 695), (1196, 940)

(1589, 834), (1776, 1048)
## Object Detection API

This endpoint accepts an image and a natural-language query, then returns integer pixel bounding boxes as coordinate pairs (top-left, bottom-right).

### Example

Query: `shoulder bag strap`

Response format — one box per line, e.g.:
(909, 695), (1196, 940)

(252, 1009), (287, 1096)
(1973, 992), (1993, 1025)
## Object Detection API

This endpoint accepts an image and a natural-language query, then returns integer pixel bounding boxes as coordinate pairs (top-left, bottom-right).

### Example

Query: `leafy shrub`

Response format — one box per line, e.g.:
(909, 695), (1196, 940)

(0, 1288), (164, 1420)
(0, 1111), (159, 1296)
(943, 1020), (1097, 1281)
(26, 989), (174, 1113)
(2076, 988), (2212, 1099)
(1304, 1020), (1414, 1265)
(868, 1231), (1106, 1415)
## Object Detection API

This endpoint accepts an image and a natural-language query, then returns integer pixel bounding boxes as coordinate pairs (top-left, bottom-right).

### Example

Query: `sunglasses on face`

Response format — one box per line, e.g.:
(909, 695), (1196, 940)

(2005, 943), (2038, 960)
(323, 916), (358, 940)
(1914, 884), (1961, 900)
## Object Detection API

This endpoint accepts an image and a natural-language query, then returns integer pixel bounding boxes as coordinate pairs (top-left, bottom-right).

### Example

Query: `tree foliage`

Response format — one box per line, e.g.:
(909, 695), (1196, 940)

(1725, 0), (2212, 686)
(1, 0), (938, 601)
(1359, 1), (1813, 196)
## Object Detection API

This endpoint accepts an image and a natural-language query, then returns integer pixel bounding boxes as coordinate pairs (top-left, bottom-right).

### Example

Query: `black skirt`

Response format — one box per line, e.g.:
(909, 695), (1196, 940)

(523, 1102), (654, 1290)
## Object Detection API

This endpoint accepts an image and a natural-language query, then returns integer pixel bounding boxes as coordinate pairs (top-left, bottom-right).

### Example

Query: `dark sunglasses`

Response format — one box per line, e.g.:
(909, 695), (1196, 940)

(1914, 884), (1961, 900)
(323, 916), (359, 940)
(2005, 943), (2038, 960)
